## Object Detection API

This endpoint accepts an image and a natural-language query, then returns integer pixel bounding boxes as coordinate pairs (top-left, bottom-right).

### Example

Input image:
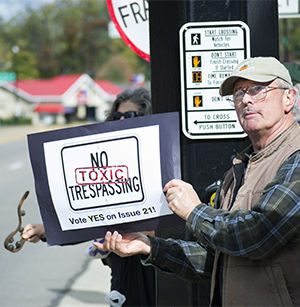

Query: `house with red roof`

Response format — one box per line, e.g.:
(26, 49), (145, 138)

(0, 74), (123, 125)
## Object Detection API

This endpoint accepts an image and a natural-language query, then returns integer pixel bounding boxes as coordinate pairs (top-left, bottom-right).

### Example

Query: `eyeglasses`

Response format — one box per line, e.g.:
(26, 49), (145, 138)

(227, 85), (289, 106)
(112, 111), (144, 120)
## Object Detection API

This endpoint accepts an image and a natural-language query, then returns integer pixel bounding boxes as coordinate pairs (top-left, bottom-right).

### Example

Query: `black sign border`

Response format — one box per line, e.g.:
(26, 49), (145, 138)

(61, 135), (145, 211)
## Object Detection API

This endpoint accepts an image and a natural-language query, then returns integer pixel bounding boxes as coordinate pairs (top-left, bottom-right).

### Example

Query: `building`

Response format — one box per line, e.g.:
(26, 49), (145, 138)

(0, 74), (123, 125)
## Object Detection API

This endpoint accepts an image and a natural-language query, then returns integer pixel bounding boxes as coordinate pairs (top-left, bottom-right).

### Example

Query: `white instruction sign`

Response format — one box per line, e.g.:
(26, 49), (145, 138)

(179, 21), (250, 139)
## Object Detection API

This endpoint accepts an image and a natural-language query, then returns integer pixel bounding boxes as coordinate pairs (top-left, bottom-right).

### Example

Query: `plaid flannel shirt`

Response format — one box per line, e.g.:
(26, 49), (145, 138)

(143, 151), (300, 281)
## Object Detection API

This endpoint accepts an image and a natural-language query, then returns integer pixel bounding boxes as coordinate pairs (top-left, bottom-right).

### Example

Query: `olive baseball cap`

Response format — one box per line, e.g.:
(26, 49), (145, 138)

(219, 57), (292, 96)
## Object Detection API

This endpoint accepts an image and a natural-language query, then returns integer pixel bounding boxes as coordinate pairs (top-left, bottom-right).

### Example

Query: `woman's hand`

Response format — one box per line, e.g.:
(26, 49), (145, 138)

(22, 223), (46, 243)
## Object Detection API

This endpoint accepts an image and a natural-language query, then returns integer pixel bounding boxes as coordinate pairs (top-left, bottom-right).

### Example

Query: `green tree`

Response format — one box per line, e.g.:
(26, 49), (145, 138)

(97, 38), (150, 82)
(11, 50), (39, 80)
(0, 0), (149, 83)
(279, 18), (300, 63)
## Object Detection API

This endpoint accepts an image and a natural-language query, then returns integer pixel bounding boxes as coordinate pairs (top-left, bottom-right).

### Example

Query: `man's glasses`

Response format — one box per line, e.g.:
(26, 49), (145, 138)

(227, 85), (289, 106)
(112, 111), (144, 120)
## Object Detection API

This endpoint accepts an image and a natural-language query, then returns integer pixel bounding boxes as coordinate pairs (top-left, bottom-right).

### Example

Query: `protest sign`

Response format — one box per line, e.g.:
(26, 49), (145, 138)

(28, 112), (181, 245)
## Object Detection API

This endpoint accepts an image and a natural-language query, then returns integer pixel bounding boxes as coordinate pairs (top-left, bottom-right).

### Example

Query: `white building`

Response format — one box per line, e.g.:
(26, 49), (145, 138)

(0, 74), (123, 125)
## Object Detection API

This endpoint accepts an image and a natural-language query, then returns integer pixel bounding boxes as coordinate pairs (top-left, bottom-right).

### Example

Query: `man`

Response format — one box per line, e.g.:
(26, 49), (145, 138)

(94, 57), (300, 306)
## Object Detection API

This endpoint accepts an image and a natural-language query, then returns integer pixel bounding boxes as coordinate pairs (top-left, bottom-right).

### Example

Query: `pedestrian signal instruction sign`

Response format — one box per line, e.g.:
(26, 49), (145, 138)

(179, 21), (250, 139)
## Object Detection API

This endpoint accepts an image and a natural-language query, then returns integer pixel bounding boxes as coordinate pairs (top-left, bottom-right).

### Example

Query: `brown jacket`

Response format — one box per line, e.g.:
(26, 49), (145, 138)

(210, 122), (300, 306)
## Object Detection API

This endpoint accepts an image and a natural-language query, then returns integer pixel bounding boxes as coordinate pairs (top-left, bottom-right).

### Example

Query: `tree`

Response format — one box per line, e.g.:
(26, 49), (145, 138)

(0, 0), (149, 83)
(279, 18), (300, 63)
(12, 50), (39, 80)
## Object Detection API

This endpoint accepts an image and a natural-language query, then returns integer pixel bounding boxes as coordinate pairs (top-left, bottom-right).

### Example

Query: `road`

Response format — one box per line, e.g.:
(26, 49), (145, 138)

(0, 125), (110, 307)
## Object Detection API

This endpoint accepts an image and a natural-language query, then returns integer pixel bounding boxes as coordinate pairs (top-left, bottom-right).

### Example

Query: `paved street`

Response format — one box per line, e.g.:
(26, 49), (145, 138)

(0, 124), (111, 307)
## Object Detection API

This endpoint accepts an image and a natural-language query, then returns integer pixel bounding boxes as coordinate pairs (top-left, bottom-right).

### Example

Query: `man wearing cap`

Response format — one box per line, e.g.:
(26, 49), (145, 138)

(95, 57), (300, 306)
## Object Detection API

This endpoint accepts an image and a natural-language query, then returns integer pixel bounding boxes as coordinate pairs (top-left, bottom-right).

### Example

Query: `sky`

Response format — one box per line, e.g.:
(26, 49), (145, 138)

(0, 0), (54, 21)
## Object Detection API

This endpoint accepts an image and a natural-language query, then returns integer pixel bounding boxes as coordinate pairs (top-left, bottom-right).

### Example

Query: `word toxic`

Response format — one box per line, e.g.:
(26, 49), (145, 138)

(75, 165), (129, 185)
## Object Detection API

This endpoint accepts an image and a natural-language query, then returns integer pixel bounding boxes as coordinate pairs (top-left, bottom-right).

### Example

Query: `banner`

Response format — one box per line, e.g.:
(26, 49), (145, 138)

(28, 112), (181, 245)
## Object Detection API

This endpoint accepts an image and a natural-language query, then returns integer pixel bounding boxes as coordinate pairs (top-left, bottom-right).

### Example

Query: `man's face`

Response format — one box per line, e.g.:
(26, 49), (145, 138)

(233, 79), (289, 136)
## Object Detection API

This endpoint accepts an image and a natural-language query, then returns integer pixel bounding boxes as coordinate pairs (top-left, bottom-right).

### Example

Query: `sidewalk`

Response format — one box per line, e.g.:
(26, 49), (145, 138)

(57, 258), (111, 307)
(0, 124), (111, 306)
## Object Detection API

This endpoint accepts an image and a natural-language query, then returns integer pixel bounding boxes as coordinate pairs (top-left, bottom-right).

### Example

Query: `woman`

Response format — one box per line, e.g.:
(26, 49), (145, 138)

(23, 87), (155, 307)
(105, 87), (151, 121)
(100, 87), (155, 307)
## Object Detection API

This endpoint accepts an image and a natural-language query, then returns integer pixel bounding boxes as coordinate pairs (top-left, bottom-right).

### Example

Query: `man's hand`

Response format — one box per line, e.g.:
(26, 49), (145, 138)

(164, 179), (201, 221)
(93, 231), (151, 257)
(22, 223), (46, 243)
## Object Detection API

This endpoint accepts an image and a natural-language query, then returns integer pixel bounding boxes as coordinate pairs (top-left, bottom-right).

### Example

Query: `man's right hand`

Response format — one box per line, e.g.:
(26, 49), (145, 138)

(93, 231), (151, 257)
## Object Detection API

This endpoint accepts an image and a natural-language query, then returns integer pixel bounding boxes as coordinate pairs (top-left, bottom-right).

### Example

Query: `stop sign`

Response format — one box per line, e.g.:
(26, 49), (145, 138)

(107, 0), (150, 62)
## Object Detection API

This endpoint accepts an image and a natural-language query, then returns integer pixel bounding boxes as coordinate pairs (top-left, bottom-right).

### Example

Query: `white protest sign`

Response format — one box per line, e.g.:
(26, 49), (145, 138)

(44, 125), (171, 231)
(107, 0), (150, 61)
